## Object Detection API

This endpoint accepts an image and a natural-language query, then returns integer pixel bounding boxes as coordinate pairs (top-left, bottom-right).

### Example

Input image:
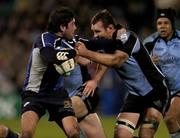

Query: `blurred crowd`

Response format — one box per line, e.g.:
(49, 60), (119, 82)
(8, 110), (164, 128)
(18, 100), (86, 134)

(0, 0), (180, 114)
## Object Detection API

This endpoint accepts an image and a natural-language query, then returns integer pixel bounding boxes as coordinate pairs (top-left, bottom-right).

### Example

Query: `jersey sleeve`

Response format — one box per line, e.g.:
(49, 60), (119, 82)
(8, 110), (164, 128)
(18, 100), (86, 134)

(34, 33), (77, 64)
(40, 47), (76, 64)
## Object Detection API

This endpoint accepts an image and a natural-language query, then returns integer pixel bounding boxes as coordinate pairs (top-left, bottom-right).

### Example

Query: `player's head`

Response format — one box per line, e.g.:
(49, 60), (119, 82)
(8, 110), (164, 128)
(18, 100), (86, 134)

(47, 7), (77, 40)
(156, 8), (176, 39)
(91, 9), (116, 39)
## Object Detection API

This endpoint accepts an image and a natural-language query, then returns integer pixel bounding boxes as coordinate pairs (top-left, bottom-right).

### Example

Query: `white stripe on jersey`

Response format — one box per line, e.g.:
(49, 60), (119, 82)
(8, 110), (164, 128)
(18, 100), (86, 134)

(41, 32), (49, 47)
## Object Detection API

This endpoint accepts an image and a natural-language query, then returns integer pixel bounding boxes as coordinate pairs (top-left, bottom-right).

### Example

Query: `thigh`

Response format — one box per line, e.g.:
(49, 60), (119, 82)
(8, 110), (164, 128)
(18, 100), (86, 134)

(71, 96), (88, 117)
(144, 107), (162, 122)
(79, 113), (106, 138)
(21, 111), (40, 136)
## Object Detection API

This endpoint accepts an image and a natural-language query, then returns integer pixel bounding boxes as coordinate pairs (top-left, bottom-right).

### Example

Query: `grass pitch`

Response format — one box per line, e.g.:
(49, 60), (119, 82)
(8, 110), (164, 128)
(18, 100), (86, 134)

(0, 115), (170, 138)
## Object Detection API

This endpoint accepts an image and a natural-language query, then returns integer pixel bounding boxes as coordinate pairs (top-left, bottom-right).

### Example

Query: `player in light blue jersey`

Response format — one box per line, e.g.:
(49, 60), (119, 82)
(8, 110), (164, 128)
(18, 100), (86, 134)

(144, 8), (180, 138)
(55, 38), (107, 138)
(76, 9), (170, 138)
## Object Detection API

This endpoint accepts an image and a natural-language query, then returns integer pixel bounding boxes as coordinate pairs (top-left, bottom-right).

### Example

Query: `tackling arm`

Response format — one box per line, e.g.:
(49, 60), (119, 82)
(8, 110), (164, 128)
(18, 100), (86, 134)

(76, 41), (128, 67)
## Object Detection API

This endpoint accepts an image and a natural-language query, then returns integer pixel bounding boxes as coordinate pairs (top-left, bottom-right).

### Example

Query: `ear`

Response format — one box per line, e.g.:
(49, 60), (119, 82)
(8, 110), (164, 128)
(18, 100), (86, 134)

(107, 24), (114, 30)
(60, 25), (66, 32)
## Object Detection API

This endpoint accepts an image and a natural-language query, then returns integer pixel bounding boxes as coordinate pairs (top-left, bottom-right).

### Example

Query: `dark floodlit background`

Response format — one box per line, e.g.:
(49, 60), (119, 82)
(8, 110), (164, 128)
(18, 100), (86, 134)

(0, 0), (179, 137)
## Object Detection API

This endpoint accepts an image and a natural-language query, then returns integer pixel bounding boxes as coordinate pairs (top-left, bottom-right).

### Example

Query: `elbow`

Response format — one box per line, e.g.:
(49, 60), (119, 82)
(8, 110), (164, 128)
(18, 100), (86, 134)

(111, 53), (128, 66)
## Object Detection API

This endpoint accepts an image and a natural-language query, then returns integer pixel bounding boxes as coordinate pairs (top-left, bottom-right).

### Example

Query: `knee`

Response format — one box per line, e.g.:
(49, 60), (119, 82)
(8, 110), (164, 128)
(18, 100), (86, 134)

(141, 118), (160, 130)
(164, 115), (178, 131)
(164, 114), (175, 125)
(21, 131), (33, 138)
(65, 125), (80, 138)
(114, 127), (132, 138)
(0, 125), (8, 137)
(114, 120), (135, 138)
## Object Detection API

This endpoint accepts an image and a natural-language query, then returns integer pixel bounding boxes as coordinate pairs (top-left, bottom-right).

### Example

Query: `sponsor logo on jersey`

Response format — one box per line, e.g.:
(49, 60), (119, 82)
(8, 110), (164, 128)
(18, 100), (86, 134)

(56, 52), (68, 60)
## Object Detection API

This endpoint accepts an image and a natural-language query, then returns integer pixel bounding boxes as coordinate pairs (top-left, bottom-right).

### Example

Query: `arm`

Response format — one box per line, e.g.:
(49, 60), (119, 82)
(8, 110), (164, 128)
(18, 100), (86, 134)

(75, 56), (91, 66)
(76, 41), (129, 67)
(40, 47), (77, 64)
(83, 64), (108, 97)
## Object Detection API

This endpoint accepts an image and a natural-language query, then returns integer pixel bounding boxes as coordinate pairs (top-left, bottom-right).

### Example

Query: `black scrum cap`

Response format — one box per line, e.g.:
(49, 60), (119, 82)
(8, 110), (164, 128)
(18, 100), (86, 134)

(156, 8), (176, 27)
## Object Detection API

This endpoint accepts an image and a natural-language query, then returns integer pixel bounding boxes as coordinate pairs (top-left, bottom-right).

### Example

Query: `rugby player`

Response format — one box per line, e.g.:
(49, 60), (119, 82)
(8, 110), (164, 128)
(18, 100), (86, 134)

(75, 9), (170, 138)
(144, 8), (180, 138)
(20, 7), (80, 138)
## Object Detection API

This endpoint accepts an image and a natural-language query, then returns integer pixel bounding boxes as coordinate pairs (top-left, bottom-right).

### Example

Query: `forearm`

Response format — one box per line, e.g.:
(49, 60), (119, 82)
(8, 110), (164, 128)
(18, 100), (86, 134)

(83, 50), (128, 66)
(93, 64), (108, 84)
(81, 39), (117, 53)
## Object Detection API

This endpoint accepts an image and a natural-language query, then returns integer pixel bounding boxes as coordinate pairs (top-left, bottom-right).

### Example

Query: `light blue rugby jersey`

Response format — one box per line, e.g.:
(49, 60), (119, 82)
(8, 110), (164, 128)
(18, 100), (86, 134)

(114, 31), (164, 96)
(143, 30), (180, 95)
(57, 65), (83, 97)
(55, 38), (91, 97)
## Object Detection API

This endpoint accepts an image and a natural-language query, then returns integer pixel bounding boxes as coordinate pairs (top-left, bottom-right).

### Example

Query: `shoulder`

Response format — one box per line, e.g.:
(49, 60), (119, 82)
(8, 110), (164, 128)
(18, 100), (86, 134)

(175, 30), (180, 37)
(41, 32), (59, 47)
(143, 32), (159, 45)
(119, 30), (137, 44)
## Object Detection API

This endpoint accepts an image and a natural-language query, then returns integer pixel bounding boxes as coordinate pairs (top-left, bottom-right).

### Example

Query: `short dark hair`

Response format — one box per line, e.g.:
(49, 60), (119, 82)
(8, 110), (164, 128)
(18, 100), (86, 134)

(47, 7), (75, 33)
(91, 9), (116, 28)
(156, 8), (176, 29)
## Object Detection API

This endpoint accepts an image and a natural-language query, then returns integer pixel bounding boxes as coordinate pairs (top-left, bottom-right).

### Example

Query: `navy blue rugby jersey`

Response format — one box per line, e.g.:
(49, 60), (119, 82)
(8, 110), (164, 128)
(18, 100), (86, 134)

(144, 30), (180, 95)
(23, 32), (76, 94)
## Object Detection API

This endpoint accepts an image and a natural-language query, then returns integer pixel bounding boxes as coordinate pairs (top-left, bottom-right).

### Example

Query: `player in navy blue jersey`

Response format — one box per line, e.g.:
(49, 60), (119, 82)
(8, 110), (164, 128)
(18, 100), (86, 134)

(143, 8), (180, 138)
(19, 7), (81, 138)
(75, 9), (170, 138)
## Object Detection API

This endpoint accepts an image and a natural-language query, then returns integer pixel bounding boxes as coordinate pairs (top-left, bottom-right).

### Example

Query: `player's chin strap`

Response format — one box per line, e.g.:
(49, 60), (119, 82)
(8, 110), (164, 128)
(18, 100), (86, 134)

(116, 119), (136, 134)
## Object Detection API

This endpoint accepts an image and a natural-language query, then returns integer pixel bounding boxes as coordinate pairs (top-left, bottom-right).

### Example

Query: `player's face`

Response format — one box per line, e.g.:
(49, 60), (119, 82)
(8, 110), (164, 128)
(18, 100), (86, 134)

(91, 21), (113, 39)
(64, 18), (77, 40)
(156, 18), (173, 39)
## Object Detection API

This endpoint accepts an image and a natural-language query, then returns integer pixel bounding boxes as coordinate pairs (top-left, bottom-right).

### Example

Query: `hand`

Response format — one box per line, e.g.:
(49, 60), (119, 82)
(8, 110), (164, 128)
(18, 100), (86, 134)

(75, 41), (88, 56)
(82, 80), (98, 97)
(151, 55), (159, 64)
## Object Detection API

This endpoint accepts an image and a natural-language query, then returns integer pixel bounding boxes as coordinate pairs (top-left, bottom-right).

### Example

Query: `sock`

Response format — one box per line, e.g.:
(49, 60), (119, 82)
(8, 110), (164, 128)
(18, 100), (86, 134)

(6, 129), (19, 138)
(170, 130), (180, 138)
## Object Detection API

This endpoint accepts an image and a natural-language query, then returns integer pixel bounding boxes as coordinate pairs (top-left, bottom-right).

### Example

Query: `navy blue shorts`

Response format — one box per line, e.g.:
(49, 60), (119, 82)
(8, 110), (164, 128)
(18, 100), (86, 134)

(121, 83), (170, 116)
(21, 89), (75, 121)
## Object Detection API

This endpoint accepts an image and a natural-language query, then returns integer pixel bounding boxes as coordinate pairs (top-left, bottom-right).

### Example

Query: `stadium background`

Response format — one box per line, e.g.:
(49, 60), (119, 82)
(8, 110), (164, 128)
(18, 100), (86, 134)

(0, 0), (180, 137)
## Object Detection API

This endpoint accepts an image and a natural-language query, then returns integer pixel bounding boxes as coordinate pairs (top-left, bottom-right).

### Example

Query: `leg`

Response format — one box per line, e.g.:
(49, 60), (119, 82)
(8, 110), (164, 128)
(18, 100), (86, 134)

(20, 111), (40, 138)
(114, 112), (140, 138)
(79, 113), (106, 138)
(56, 116), (80, 138)
(164, 96), (180, 138)
(0, 125), (8, 138)
(72, 96), (106, 138)
(0, 125), (19, 138)
(139, 108), (162, 138)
